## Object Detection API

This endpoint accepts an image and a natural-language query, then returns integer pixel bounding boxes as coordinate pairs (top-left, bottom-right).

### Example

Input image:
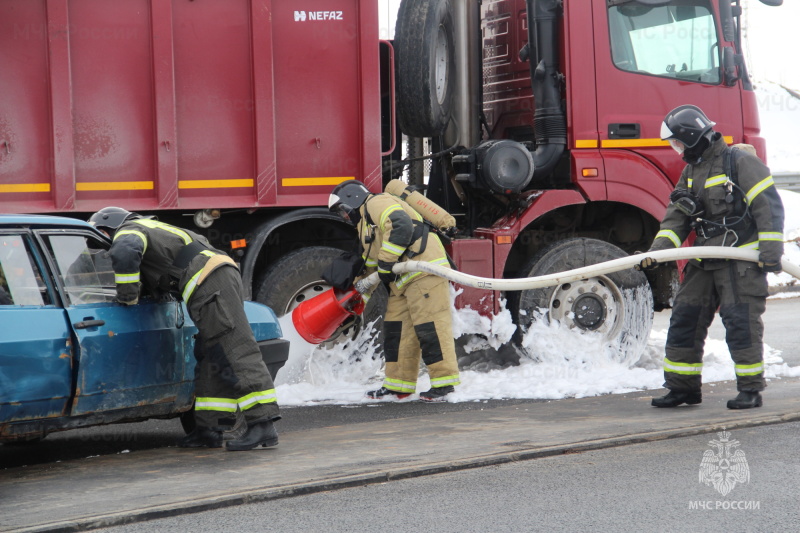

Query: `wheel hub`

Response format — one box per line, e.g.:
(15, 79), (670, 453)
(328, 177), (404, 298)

(547, 276), (622, 338)
(435, 25), (448, 105)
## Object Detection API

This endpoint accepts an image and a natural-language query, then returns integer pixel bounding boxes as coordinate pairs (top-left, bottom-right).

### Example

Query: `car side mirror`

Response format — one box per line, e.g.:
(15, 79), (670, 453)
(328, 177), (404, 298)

(722, 47), (739, 87)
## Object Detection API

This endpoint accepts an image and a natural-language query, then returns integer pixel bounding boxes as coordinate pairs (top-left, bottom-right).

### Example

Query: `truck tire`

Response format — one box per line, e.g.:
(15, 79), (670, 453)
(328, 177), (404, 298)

(255, 246), (387, 346)
(509, 238), (653, 366)
(395, 0), (455, 137)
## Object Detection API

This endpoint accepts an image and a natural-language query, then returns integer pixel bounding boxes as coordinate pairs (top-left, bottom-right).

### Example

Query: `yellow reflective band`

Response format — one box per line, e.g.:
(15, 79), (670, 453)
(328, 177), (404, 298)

(745, 176), (774, 204)
(738, 241), (759, 250)
(735, 363), (764, 376)
(201, 250), (215, 257)
(114, 230), (148, 253)
(384, 378), (416, 392)
(76, 181), (153, 191)
(705, 175), (729, 188)
(663, 357), (702, 375)
(381, 242), (406, 256)
(238, 389), (278, 410)
(365, 258), (378, 267)
(431, 257), (450, 266)
(115, 272), (140, 284)
(431, 375), (460, 386)
(759, 232), (784, 242)
(395, 271), (422, 289)
(0, 182), (51, 193)
(196, 397), (238, 412)
(179, 179), (254, 189)
(135, 219), (192, 244)
(655, 230), (682, 248)
(687, 178), (694, 188)
(379, 204), (404, 228)
(182, 269), (202, 302)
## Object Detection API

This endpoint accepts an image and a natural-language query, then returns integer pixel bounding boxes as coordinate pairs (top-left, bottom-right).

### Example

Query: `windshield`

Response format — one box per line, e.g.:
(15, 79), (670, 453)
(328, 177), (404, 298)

(608, 1), (721, 84)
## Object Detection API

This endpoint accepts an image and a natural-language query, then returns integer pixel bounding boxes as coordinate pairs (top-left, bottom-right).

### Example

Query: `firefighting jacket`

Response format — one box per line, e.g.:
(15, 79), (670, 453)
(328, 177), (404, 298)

(649, 135), (784, 269)
(109, 219), (234, 304)
(358, 193), (451, 295)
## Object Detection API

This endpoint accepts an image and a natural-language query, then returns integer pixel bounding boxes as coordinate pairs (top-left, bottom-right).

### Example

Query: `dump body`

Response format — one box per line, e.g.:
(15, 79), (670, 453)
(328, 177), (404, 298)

(0, 0), (382, 213)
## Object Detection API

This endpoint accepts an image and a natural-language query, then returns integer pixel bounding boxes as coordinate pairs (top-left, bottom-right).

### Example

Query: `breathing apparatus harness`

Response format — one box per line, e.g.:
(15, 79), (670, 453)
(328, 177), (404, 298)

(673, 147), (753, 247)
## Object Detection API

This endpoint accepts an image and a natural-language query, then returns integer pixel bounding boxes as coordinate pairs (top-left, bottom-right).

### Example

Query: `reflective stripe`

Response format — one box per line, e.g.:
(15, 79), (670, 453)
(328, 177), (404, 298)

(201, 250), (215, 257)
(738, 240), (759, 250)
(381, 241), (406, 256)
(182, 269), (203, 302)
(134, 219), (192, 244)
(396, 257), (450, 289)
(663, 357), (703, 375)
(115, 272), (140, 284)
(196, 397), (238, 412)
(379, 204), (404, 227)
(687, 178), (693, 188)
(364, 255), (378, 267)
(431, 375), (460, 387)
(745, 176), (775, 204)
(238, 389), (278, 410)
(704, 175), (729, 188)
(384, 378), (416, 393)
(114, 230), (148, 253)
(655, 230), (682, 248)
(735, 363), (764, 376)
(759, 232), (783, 242)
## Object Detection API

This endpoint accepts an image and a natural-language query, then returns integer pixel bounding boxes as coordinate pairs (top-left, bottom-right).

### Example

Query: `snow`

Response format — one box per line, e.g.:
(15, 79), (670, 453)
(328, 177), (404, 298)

(274, 84), (800, 407)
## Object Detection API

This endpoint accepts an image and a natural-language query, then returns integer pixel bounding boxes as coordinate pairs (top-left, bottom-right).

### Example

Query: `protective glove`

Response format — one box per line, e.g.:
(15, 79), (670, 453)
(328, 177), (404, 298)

(758, 260), (781, 273)
(377, 260), (399, 285)
(633, 251), (658, 272)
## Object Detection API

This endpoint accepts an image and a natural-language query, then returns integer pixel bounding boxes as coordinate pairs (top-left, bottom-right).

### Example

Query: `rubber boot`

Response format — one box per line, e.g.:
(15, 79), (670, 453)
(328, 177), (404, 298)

(419, 385), (455, 402)
(366, 387), (411, 400)
(177, 427), (223, 448)
(226, 419), (279, 451)
(651, 390), (702, 408)
(727, 391), (763, 409)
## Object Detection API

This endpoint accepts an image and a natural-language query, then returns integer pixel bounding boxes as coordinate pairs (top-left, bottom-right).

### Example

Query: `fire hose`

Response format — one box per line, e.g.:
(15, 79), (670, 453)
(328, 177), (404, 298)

(292, 247), (800, 345)
(354, 247), (800, 294)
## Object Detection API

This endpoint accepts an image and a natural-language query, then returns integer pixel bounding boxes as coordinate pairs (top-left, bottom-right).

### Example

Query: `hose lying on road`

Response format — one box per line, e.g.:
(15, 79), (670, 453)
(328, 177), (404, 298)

(354, 247), (800, 294)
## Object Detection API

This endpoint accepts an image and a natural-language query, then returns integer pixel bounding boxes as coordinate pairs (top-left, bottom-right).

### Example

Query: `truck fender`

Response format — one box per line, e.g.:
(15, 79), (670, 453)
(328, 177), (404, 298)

(600, 149), (675, 222)
(240, 208), (343, 300)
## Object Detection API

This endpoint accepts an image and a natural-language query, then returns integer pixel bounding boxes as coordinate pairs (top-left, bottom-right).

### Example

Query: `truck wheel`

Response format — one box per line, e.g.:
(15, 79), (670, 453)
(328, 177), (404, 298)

(255, 247), (387, 346)
(509, 238), (653, 366)
(395, 0), (455, 137)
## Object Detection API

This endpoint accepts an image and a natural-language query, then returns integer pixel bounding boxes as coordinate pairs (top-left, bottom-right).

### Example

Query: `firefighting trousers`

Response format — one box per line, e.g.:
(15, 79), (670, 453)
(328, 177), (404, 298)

(187, 265), (279, 429)
(664, 261), (768, 392)
(382, 275), (460, 393)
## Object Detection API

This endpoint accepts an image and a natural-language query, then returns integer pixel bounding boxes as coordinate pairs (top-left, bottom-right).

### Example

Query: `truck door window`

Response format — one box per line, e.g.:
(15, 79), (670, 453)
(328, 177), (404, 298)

(45, 235), (117, 305)
(608, 1), (720, 84)
(0, 235), (49, 306)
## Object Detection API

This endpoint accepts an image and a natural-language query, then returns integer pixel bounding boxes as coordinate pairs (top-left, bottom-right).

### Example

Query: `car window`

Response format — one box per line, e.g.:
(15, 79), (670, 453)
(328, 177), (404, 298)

(45, 234), (117, 305)
(608, 1), (721, 84)
(0, 235), (49, 306)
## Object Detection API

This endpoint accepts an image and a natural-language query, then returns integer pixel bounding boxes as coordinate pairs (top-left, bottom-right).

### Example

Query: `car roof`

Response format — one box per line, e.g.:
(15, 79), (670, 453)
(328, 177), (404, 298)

(0, 214), (94, 230)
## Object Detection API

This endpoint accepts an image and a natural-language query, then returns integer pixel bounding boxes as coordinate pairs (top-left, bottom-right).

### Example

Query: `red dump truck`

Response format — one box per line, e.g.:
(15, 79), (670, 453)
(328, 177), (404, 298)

(0, 0), (782, 361)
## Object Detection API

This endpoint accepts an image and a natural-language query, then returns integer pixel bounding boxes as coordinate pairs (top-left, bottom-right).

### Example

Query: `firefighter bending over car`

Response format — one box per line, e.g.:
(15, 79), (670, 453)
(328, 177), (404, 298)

(328, 180), (460, 401)
(88, 207), (281, 450)
(637, 105), (784, 410)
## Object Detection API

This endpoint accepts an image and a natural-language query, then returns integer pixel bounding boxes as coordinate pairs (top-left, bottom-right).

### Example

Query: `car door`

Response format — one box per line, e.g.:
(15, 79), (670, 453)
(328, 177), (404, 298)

(0, 231), (73, 424)
(38, 230), (189, 416)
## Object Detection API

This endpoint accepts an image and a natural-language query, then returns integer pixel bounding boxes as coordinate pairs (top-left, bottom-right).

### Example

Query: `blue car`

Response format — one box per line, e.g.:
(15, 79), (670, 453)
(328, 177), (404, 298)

(0, 215), (288, 443)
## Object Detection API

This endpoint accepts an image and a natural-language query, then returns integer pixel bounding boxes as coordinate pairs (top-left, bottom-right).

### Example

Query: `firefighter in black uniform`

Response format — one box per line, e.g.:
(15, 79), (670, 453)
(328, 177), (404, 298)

(638, 105), (784, 410)
(88, 207), (280, 450)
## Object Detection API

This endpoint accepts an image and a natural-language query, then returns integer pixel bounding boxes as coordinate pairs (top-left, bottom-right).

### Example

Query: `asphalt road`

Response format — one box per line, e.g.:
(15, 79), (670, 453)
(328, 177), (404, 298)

(96, 421), (800, 533)
(3, 296), (798, 471)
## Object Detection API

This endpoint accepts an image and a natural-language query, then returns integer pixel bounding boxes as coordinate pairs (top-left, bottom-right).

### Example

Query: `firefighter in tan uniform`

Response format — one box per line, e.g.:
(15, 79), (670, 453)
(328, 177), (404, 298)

(638, 106), (784, 410)
(328, 180), (460, 401)
(88, 207), (280, 450)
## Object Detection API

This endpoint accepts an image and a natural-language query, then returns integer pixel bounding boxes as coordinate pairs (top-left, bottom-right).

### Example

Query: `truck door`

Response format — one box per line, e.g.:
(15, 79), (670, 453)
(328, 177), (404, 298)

(38, 231), (187, 416)
(593, 1), (742, 183)
(0, 232), (72, 424)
